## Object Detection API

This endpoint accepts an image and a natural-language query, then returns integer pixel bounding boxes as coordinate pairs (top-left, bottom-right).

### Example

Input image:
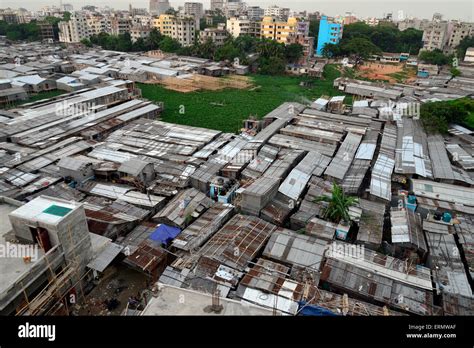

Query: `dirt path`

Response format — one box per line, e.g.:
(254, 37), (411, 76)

(78, 263), (149, 316)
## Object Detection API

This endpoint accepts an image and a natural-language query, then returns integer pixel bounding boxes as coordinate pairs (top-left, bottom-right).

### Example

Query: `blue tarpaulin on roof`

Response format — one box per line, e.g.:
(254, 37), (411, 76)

(297, 301), (339, 316)
(149, 224), (181, 245)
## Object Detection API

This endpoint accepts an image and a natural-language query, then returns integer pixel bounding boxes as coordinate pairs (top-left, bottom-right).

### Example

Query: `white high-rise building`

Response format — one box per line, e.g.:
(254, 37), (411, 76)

(226, 16), (261, 38)
(422, 21), (453, 52)
(264, 5), (290, 20)
(59, 12), (90, 43)
(153, 14), (197, 46)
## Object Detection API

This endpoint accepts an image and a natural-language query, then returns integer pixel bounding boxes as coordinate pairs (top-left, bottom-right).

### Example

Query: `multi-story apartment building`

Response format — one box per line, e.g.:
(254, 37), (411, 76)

(246, 6), (264, 20)
(184, 2), (204, 20)
(287, 21), (314, 63)
(0, 10), (19, 24)
(184, 2), (203, 30)
(421, 21), (453, 52)
(226, 16), (261, 38)
(446, 22), (474, 54)
(110, 17), (132, 35)
(59, 12), (90, 43)
(86, 15), (109, 36)
(130, 8), (149, 16)
(316, 16), (343, 56)
(150, 0), (171, 16)
(223, 0), (244, 18)
(397, 18), (431, 31)
(132, 15), (153, 27)
(260, 16), (313, 60)
(343, 12), (358, 25)
(261, 16), (302, 44)
(130, 25), (152, 43)
(264, 5), (290, 20)
(199, 25), (229, 47)
(153, 14), (197, 46)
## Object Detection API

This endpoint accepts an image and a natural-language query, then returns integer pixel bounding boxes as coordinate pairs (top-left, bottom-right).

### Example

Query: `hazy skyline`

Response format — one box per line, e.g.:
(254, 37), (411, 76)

(1, 0), (473, 21)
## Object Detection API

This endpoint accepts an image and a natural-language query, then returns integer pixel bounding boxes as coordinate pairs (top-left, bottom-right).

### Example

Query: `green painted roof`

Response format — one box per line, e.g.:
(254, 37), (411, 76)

(43, 205), (72, 217)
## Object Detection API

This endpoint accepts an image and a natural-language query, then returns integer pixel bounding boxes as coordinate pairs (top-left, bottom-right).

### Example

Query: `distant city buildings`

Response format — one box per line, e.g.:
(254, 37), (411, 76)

(397, 18), (431, 31)
(246, 6), (264, 20)
(199, 24), (228, 46)
(261, 16), (310, 46)
(343, 12), (358, 25)
(184, 2), (204, 29)
(226, 16), (261, 38)
(223, 0), (244, 17)
(316, 15), (343, 56)
(59, 12), (90, 43)
(264, 5), (290, 20)
(149, 0), (171, 16)
(364, 17), (379, 26)
(184, 2), (204, 20)
(210, 0), (224, 12)
(152, 14), (197, 46)
(61, 3), (74, 12)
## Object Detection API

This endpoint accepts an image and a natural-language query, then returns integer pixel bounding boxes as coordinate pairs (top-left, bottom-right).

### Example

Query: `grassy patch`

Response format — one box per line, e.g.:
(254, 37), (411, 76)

(464, 111), (474, 129)
(139, 65), (349, 133)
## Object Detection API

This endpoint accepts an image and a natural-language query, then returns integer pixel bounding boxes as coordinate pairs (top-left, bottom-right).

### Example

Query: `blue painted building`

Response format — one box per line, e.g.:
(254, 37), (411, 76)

(316, 16), (343, 56)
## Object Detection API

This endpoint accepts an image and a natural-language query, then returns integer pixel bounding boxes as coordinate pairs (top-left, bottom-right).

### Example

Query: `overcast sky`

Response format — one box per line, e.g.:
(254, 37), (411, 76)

(3, 0), (473, 21)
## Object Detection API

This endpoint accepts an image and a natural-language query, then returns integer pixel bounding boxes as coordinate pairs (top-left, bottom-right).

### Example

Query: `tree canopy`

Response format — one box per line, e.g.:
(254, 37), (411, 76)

(418, 49), (451, 65)
(314, 183), (358, 223)
(420, 98), (474, 134)
(320, 22), (423, 59)
(0, 12), (70, 41)
(456, 35), (474, 59)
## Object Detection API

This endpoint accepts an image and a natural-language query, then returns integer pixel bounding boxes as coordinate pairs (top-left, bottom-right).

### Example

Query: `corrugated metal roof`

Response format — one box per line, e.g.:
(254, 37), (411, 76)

(87, 242), (123, 272)
(263, 229), (329, 270)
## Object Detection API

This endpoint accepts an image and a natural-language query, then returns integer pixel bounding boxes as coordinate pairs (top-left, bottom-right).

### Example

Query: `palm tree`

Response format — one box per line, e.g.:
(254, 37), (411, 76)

(314, 183), (358, 223)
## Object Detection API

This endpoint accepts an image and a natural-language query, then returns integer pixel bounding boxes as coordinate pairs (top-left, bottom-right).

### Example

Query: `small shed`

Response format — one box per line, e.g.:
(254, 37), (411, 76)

(57, 156), (94, 184)
(118, 158), (155, 185)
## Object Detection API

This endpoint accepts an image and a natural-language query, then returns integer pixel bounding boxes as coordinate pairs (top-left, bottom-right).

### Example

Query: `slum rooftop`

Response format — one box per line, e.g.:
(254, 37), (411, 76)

(0, 41), (473, 316)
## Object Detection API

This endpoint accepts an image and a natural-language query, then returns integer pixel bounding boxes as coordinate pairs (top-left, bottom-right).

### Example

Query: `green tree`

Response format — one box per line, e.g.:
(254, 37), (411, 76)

(81, 38), (93, 47)
(343, 37), (381, 59)
(257, 39), (285, 59)
(284, 43), (304, 64)
(419, 49), (450, 65)
(398, 28), (423, 54)
(132, 37), (147, 51)
(159, 36), (182, 52)
(198, 38), (217, 59)
(421, 99), (471, 134)
(215, 41), (240, 61)
(314, 183), (358, 223)
(450, 67), (461, 78)
(146, 28), (163, 49)
(321, 42), (343, 58)
(309, 20), (320, 40)
(63, 11), (71, 21)
(456, 35), (474, 59)
(258, 56), (286, 75)
(234, 35), (257, 53)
